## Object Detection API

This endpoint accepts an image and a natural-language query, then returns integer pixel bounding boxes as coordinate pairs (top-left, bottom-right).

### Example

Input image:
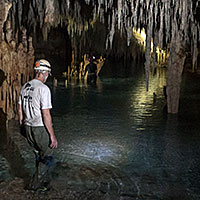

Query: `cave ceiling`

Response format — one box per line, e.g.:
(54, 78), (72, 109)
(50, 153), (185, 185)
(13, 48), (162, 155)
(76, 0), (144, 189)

(3, 0), (199, 48)
(2, 1), (200, 80)
(1, 0), (199, 88)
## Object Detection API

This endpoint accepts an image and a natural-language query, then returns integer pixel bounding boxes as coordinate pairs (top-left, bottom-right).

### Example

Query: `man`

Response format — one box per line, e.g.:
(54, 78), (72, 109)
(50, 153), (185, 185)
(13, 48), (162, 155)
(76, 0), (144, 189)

(18, 59), (58, 191)
(84, 56), (97, 85)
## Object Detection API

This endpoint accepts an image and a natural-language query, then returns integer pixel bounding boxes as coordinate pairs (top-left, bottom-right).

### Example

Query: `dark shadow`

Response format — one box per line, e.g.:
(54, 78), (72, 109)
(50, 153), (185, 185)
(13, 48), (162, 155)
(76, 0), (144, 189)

(0, 69), (6, 130)
(0, 120), (31, 185)
(0, 69), (6, 86)
(0, 108), (6, 130)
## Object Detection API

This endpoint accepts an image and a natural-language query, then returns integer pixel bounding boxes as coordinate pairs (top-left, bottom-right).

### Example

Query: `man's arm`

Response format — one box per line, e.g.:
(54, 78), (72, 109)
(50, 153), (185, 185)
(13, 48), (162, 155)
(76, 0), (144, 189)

(18, 103), (23, 126)
(42, 109), (58, 148)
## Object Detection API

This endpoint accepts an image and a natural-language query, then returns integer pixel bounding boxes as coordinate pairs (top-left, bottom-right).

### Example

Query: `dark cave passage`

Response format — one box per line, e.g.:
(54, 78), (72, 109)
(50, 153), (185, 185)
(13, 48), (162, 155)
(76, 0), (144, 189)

(33, 26), (72, 78)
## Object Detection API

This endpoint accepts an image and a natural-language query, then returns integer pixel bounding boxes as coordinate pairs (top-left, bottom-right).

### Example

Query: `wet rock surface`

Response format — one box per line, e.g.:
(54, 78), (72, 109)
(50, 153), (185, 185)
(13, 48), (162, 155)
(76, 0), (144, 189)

(0, 160), (193, 200)
(0, 121), (138, 200)
(0, 123), (195, 200)
(0, 155), (137, 200)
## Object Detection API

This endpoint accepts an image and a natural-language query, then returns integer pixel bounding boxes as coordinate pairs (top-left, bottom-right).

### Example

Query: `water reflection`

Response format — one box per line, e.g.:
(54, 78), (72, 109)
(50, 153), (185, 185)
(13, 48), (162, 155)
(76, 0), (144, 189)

(62, 76), (103, 93)
(51, 68), (168, 166)
(50, 69), (200, 198)
(129, 68), (166, 128)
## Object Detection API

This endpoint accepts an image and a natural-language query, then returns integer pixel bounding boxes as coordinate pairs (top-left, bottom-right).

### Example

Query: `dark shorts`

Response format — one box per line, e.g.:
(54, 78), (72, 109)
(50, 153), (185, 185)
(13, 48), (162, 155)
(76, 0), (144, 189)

(24, 125), (52, 158)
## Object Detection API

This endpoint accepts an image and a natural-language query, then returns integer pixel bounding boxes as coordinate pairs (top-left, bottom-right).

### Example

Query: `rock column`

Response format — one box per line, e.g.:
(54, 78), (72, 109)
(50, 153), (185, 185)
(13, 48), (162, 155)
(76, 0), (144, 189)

(166, 38), (186, 114)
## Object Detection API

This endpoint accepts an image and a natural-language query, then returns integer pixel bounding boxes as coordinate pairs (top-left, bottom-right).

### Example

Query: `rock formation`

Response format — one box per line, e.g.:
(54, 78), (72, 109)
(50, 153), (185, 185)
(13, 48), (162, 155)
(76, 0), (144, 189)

(0, 1), (34, 120)
(0, 0), (200, 119)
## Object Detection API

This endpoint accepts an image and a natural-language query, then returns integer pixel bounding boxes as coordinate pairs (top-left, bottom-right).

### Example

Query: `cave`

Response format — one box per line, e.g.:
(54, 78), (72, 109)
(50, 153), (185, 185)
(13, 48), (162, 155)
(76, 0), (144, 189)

(0, 0), (200, 199)
(33, 25), (72, 78)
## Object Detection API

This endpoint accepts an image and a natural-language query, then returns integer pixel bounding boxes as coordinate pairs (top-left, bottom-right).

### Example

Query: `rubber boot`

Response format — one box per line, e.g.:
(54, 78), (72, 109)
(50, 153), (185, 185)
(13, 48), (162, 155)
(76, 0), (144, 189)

(28, 158), (41, 190)
(38, 156), (54, 191)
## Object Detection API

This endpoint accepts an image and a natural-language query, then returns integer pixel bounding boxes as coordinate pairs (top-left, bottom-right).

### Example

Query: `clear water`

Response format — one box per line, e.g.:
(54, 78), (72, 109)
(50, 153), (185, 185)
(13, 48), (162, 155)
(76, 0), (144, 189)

(1, 68), (200, 198)
(51, 69), (200, 198)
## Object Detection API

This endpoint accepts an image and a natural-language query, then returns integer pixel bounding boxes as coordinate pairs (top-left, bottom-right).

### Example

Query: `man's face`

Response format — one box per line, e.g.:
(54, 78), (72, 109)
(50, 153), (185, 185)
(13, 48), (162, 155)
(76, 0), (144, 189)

(43, 71), (49, 83)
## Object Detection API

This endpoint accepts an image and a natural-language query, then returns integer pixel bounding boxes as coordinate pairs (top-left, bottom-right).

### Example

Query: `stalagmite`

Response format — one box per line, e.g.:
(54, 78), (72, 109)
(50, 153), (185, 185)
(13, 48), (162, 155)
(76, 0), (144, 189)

(166, 35), (186, 114)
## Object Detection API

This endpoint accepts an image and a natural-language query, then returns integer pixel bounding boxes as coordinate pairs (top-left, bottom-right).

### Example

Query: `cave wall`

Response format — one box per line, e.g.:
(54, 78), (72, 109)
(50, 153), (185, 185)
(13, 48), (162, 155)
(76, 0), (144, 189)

(0, 1), (34, 120)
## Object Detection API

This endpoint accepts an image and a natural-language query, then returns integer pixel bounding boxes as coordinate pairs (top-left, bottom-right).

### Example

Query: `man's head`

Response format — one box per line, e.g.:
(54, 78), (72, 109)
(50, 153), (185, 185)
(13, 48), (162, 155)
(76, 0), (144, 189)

(89, 56), (96, 63)
(34, 59), (51, 83)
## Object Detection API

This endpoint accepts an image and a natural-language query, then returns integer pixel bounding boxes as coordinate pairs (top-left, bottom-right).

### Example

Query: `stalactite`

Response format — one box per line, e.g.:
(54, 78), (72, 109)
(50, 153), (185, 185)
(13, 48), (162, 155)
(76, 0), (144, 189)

(106, 9), (115, 49)
(126, 19), (132, 46)
(164, 0), (170, 43)
(27, 3), (35, 32)
(192, 24), (198, 71)
(144, 3), (153, 91)
(11, 2), (16, 29)
(66, 0), (70, 9)
(108, 0), (113, 9)
(158, 3), (164, 49)
(117, 0), (122, 30)
(105, 0), (108, 12)
(36, 0), (45, 28)
(1, 0), (200, 115)
(3, 0), (199, 68)
(145, 31), (151, 91)
(17, 0), (23, 29)
(85, 0), (91, 5)
(44, 0), (55, 25)
(152, 32), (158, 74)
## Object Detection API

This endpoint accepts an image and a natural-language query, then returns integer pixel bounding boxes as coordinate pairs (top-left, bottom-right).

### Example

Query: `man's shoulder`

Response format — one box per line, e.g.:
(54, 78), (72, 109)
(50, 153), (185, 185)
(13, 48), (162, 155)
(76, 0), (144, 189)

(32, 79), (49, 89)
(21, 80), (32, 90)
(22, 79), (37, 86)
(40, 83), (51, 94)
(22, 79), (49, 91)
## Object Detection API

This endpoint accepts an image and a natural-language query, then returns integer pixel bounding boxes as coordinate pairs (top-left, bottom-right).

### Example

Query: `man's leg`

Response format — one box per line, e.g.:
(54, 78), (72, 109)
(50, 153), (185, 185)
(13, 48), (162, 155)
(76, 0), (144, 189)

(29, 151), (40, 190)
(24, 126), (41, 190)
(24, 126), (54, 190)
(32, 126), (54, 189)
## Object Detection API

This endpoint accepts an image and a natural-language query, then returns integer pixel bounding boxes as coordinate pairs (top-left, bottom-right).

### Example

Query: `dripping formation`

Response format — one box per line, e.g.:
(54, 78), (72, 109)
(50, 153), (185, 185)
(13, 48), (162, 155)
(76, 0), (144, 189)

(0, 0), (200, 119)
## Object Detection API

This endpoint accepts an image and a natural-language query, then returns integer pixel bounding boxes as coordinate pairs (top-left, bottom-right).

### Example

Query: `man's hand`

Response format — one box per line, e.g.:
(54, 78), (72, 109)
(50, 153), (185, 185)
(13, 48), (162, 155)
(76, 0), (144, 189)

(50, 135), (58, 149)
(42, 109), (58, 149)
(18, 104), (23, 125)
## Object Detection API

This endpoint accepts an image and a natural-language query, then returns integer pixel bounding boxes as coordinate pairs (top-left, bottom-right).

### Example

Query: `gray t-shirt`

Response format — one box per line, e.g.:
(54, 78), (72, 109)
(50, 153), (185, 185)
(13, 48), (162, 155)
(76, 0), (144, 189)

(18, 79), (52, 126)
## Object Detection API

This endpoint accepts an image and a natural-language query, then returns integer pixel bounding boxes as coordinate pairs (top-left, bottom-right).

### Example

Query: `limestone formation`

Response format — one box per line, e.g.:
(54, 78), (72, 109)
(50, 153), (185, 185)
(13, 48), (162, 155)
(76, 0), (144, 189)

(0, 1), (34, 120)
(0, 40), (34, 120)
(0, 0), (200, 117)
